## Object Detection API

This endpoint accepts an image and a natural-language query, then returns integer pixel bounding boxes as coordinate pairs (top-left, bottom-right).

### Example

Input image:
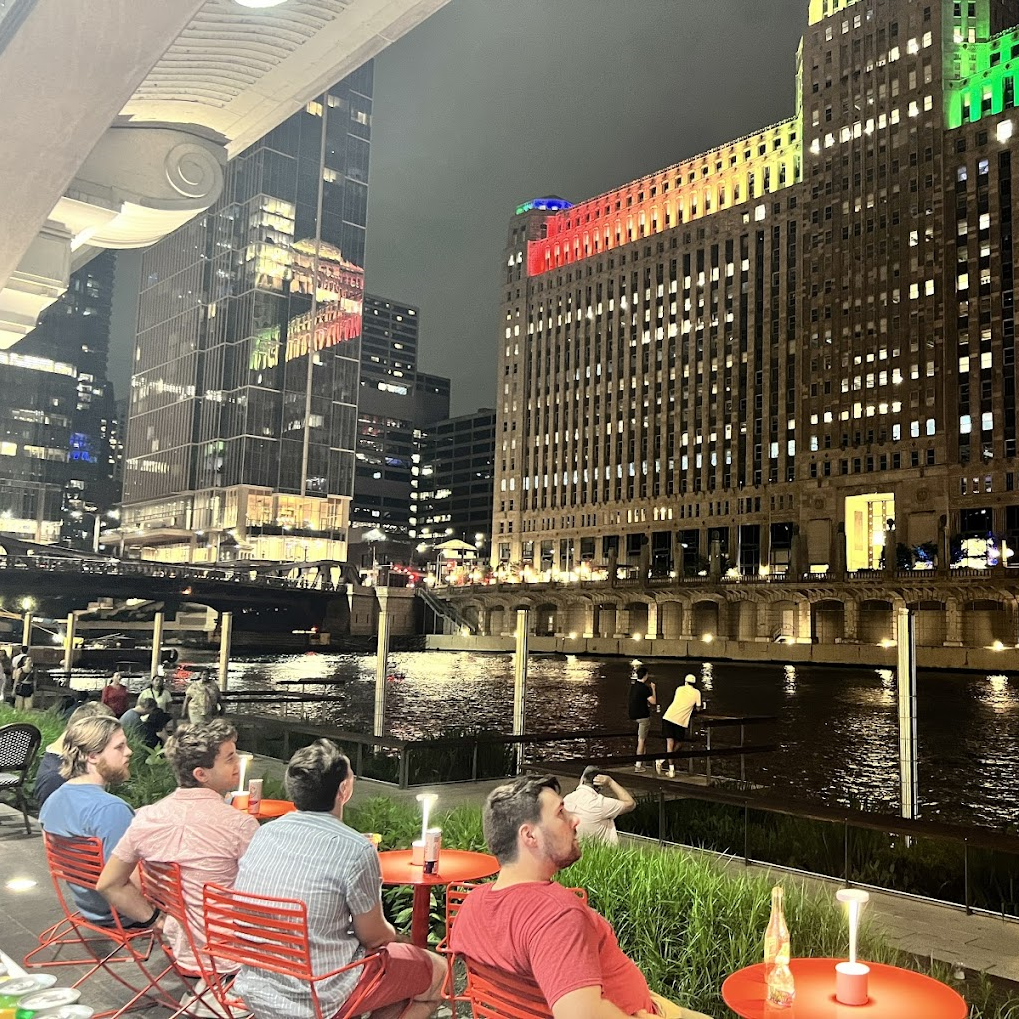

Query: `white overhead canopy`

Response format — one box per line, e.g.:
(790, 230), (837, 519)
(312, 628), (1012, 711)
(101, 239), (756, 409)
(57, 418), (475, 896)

(0, 0), (448, 348)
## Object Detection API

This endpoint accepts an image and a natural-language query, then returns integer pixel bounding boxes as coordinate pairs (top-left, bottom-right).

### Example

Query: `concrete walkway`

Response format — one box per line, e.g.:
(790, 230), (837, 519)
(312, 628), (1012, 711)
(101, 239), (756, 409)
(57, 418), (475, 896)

(4, 773), (1019, 1016)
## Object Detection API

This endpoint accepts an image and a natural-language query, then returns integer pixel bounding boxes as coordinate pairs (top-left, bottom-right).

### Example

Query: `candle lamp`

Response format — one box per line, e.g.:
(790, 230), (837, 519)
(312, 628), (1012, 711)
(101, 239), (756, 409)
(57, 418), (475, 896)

(835, 888), (871, 1005)
(236, 753), (254, 794)
(414, 793), (438, 866)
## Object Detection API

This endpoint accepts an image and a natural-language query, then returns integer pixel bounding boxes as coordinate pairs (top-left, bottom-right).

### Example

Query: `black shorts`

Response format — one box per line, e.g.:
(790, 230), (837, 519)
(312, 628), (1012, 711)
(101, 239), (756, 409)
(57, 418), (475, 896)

(661, 719), (689, 741)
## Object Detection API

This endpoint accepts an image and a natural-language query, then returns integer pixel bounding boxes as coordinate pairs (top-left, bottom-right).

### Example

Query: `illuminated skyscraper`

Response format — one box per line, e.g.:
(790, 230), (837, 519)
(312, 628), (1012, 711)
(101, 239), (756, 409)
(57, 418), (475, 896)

(413, 408), (495, 548)
(353, 293), (450, 534)
(0, 250), (119, 548)
(494, 0), (1019, 599)
(121, 64), (374, 563)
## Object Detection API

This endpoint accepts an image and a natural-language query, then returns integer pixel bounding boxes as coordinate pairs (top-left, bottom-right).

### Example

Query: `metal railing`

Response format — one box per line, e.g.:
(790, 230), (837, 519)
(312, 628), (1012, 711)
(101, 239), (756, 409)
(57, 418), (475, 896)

(230, 716), (641, 788)
(0, 554), (337, 592)
(418, 586), (478, 634)
(616, 782), (1019, 921)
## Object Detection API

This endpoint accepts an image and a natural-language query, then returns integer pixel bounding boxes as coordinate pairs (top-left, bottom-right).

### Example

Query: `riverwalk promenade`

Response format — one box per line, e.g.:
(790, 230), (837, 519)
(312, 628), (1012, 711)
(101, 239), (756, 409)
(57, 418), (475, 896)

(2, 769), (1019, 1015)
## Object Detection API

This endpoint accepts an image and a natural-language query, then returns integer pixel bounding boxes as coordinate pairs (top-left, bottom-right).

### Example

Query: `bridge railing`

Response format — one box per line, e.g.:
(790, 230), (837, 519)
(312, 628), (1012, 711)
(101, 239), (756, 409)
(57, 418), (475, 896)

(0, 554), (339, 592)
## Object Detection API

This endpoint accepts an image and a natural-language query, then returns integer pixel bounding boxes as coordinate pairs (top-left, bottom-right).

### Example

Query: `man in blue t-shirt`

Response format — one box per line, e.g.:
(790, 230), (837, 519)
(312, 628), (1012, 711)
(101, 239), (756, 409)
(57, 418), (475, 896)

(40, 716), (135, 924)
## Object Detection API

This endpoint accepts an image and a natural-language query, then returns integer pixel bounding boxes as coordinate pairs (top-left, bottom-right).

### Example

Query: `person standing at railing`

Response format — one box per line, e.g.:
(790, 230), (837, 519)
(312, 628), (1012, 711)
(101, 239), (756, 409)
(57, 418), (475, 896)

(139, 673), (173, 715)
(659, 675), (702, 778)
(101, 671), (129, 718)
(627, 664), (657, 772)
(12, 644), (35, 710)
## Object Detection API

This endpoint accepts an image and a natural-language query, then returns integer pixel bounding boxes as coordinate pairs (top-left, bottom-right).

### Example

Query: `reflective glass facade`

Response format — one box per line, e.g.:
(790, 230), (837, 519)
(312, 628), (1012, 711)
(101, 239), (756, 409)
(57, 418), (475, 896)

(122, 64), (373, 563)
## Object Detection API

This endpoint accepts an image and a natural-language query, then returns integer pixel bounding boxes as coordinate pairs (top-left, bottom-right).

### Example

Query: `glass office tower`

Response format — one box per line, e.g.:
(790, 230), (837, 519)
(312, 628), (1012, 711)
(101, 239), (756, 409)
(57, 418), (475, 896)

(122, 63), (373, 563)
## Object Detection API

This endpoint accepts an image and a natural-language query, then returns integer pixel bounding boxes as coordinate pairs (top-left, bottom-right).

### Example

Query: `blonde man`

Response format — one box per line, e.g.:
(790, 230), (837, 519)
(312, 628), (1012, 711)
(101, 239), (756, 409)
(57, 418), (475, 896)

(39, 716), (135, 925)
(34, 701), (116, 808)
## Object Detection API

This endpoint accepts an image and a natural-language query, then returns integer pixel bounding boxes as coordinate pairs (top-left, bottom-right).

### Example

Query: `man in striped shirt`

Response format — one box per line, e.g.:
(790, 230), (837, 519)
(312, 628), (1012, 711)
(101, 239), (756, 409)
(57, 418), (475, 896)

(234, 740), (446, 1019)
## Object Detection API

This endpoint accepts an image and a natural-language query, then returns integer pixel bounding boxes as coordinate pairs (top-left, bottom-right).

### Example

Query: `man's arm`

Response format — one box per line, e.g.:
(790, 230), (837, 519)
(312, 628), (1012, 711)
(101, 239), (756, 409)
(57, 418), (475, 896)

(351, 901), (397, 950)
(592, 776), (636, 815)
(553, 986), (636, 1019)
(97, 855), (154, 924)
(646, 682), (657, 707)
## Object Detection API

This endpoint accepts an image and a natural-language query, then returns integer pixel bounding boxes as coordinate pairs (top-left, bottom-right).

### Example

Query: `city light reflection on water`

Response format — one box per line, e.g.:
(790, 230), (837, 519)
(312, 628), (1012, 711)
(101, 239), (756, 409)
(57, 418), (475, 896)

(220, 652), (1016, 829)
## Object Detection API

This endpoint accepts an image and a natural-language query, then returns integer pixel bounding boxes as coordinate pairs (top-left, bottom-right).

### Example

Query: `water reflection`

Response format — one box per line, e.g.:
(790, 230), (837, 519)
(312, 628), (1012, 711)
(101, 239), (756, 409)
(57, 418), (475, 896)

(783, 665), (796, 695)
(210, 652), (1012, 829)
(700, 662), (714, 691)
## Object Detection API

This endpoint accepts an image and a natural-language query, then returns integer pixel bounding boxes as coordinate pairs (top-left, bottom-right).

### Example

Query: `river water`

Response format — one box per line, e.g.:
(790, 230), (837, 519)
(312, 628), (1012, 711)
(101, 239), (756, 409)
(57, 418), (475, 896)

(205, 650), (1019, 831)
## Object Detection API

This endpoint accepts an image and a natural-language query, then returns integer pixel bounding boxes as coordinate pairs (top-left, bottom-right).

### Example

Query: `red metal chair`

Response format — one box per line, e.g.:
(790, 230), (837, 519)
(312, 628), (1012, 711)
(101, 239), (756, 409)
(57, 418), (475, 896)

(202, 882), (387, 1019)
(437, 881), (479, 1004)
(440, 882), (586, 1005)
(463, 957), (553, 1019)
(24, 832), (182, 1018)
(138, 859), (239, 1019)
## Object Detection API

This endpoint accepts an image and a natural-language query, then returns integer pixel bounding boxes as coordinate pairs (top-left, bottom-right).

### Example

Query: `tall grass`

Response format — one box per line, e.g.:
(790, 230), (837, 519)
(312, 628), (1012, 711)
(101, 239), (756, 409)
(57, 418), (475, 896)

(618, 796), (1019, 917)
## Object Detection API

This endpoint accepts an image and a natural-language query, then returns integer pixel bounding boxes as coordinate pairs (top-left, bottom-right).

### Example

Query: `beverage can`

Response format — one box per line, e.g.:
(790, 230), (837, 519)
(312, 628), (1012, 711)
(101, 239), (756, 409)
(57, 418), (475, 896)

(423, 827), (442, 874)
(247, 778), (263, 816)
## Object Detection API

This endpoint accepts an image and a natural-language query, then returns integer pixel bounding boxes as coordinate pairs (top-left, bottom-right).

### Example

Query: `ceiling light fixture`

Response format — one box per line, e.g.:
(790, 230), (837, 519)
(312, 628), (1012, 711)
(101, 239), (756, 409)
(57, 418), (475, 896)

(233, 0), (290, 8)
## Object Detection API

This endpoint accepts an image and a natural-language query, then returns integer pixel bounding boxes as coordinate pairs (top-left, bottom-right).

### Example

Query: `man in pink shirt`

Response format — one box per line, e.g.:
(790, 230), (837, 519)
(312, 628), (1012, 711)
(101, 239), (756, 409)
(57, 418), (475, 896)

(449, 776), (709, 1019)
(97, 720), (258, 975)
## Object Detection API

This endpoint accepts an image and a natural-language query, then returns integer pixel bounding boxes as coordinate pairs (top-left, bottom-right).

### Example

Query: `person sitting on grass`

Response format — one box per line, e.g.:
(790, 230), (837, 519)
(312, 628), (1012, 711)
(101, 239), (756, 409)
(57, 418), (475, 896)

(562, 766), (635, 845)
(449, 775), (710, 1019)
(98, 720), (259, 1012)
(39, 716), (136, 927)
(34, 701), (116, 808)
(119, 693), (156, 733)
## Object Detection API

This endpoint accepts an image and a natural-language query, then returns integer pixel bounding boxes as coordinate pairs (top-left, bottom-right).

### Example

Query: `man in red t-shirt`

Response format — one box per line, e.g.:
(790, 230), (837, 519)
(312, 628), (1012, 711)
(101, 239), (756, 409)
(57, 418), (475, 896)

(449, 776), (709, 1019)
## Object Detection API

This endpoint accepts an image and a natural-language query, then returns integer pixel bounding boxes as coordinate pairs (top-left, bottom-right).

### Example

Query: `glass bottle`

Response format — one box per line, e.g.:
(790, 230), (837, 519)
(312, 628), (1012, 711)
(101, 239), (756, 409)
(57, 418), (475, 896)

(763, 885), (795, 1008)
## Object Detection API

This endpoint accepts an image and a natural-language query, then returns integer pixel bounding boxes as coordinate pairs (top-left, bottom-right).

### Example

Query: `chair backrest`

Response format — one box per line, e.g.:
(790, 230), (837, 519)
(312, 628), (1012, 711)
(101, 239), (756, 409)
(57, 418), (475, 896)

(203, 883), (315, 982)
(43, 832), (105, 890)
(464, 958), (553, 1019)
(445, 881), (479, 935)
(139, 859), (189, 925)
(0, 723), (41, 774)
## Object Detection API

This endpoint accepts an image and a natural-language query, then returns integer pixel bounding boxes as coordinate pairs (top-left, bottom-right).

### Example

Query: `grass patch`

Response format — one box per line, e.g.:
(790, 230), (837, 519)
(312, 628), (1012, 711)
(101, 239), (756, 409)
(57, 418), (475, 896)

(617, 796), (1019, 917)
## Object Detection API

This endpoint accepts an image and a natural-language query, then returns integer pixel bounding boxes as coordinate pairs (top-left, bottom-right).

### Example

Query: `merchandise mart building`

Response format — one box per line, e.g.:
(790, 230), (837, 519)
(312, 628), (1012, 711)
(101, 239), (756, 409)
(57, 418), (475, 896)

(493, 0), (1019, 595)
(121, 64), (373, 564)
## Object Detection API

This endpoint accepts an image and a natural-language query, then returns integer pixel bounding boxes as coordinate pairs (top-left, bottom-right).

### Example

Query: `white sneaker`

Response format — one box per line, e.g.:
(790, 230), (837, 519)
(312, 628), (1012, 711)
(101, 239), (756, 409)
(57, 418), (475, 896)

(634, 763), (645, 772)
(668, 766), (676, 778)
(655, 760), (665, 773)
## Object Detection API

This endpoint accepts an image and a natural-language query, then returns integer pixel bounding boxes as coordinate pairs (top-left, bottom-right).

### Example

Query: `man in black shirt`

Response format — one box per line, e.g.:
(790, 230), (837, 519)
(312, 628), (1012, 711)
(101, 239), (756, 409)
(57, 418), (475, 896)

(626, 664), (656, 771)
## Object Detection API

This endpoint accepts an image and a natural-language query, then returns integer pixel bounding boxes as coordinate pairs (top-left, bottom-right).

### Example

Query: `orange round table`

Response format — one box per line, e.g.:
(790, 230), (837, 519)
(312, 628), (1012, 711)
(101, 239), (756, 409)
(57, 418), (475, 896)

(230, 797), (296, 821)
(722, 958), (967, 1018)
(378, 849), (498, 947)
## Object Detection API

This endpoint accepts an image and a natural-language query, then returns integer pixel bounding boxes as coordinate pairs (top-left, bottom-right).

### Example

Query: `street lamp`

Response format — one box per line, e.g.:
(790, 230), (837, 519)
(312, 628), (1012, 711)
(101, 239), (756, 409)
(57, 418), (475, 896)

(363, 528), (387, 583)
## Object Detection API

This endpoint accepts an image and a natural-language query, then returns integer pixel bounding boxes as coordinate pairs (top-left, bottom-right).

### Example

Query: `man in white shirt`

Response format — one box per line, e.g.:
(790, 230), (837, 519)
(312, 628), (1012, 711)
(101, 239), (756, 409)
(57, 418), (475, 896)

(562, 767), (635, 845)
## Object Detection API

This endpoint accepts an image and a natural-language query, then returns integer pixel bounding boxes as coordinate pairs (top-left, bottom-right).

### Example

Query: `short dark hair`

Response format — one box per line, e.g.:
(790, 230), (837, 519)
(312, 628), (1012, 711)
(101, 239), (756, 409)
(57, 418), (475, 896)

(483, 775), (560, 865)
(285, 739), (350, 811)
(164, 719), (237, 788)
(635, 666), (648, 680)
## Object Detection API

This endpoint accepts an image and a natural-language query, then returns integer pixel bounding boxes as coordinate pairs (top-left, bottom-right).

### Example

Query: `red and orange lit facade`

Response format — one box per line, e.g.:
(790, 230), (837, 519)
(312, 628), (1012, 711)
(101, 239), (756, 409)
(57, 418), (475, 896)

(492, 0), (1019, 614)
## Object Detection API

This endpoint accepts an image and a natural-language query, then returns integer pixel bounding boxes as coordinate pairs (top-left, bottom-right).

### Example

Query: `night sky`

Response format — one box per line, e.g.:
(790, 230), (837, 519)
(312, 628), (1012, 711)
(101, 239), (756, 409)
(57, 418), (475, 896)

(363, 0), (807, 413)
(110, 1), (808, 414)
